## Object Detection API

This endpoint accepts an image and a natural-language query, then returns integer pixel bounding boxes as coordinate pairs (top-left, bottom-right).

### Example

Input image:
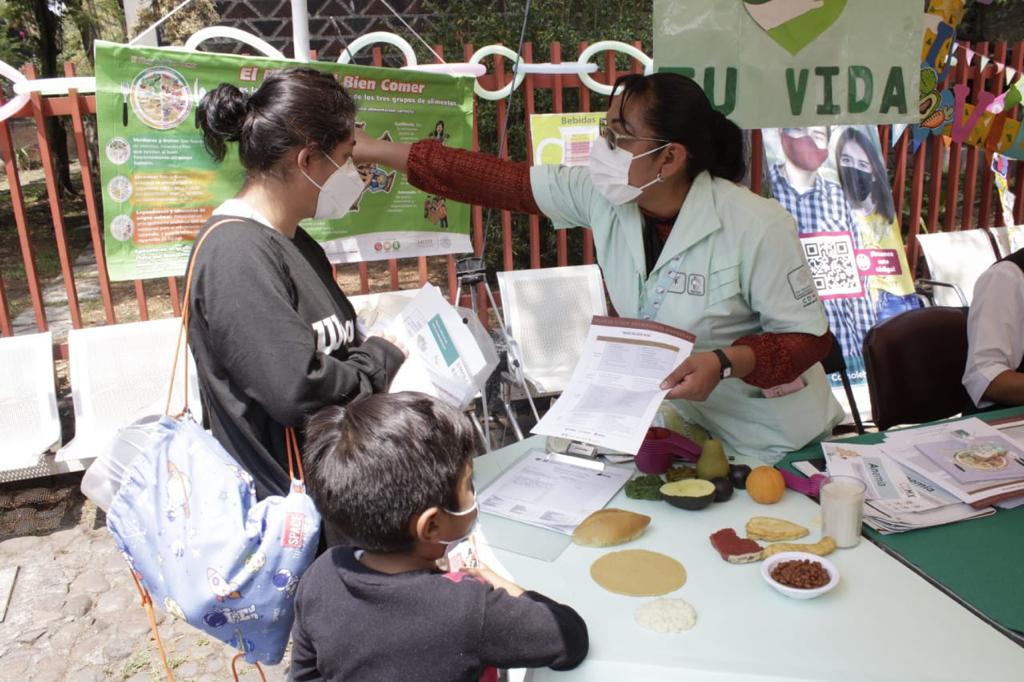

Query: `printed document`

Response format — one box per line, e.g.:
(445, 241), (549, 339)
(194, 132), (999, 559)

(531, 316), (695, 454)
(386, 285), (492, 409)
(477, 450), (633, 534)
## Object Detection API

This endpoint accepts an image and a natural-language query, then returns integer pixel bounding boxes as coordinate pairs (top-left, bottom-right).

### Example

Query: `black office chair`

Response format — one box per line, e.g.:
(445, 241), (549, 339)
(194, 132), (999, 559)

(820, 334), (866, 435)
(862, 306), (972, 430)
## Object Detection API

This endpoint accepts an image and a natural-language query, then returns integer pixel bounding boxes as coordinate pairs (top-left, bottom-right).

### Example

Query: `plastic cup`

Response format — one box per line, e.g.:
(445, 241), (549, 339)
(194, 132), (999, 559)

(820, 475), (866, 548)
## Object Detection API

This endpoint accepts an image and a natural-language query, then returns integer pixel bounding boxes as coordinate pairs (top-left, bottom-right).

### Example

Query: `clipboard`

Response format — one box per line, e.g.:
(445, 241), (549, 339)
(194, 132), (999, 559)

(473, 448), (632, 561)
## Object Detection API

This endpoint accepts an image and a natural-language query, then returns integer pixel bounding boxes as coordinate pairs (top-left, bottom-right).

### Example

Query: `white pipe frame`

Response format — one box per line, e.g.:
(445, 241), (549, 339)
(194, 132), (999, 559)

(0, 30), (656, 100)
(182, 27), (287, 59)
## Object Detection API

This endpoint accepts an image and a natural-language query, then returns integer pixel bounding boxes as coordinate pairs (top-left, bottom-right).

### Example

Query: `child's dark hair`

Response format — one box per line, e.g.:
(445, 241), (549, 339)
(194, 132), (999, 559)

(611, 72), (746, 183)
(196, 67), (356, 175)
(303, 392), (477, 553)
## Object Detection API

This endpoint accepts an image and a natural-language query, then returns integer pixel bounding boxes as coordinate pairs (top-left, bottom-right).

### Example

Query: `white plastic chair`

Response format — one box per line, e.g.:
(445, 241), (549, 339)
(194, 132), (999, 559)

(916, 230), (1000, 307)
(56, 318), (201, 463)
(987, 225), (1024, 258)
(0, 332), (61, 473)
(496, 265), (608, 395)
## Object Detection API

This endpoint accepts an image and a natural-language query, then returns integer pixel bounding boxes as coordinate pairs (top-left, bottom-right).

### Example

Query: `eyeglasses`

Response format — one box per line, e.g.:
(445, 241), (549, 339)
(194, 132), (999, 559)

(598, 118), (669, 151)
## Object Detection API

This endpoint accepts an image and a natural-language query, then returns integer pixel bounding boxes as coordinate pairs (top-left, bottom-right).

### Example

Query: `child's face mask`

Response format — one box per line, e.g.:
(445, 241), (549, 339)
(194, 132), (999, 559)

(439, 494), (478, 552)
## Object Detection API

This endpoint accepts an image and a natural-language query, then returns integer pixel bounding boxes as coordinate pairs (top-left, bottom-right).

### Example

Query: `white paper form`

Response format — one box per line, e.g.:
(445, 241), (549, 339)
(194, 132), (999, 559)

(387, 284), (491, 409)
(531, 316), (695, 454)
(476, 450), (633, 534)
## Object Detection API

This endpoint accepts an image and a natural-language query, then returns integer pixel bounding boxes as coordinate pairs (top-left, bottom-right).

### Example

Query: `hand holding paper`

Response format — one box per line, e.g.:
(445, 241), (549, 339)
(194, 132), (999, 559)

(384, 284), (496, 410)
(661, 351), (724, 401)
(532, 316), (696, 454)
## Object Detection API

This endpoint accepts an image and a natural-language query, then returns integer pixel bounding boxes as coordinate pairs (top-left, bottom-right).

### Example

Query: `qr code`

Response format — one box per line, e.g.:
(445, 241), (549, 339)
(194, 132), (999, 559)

(800, 233), (862, 299)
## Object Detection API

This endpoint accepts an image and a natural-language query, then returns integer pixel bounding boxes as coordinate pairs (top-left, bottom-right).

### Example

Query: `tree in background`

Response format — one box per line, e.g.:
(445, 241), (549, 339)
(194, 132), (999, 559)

(132, 0), (218, 45)
(1, 0), (125, 197)
(960, 0), (1024, 43)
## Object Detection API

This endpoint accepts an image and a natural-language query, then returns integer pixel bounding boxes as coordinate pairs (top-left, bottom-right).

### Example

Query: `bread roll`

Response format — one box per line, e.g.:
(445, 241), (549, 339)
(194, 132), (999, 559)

(572, 508), (651, 547)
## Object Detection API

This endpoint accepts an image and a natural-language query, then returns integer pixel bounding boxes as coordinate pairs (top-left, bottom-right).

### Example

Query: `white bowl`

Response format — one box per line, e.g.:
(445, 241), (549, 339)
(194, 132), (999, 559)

(761, 551), (839, 600)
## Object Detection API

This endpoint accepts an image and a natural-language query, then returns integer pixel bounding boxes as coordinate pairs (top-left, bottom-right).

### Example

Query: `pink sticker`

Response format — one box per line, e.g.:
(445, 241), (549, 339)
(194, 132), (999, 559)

(854, 249), (903, 277)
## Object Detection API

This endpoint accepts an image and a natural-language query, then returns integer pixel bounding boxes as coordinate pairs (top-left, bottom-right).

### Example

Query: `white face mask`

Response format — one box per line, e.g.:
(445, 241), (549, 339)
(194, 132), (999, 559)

(587, 139), (669, 205)
(301, 153), (366, 220)
(439, 497), (478, 553)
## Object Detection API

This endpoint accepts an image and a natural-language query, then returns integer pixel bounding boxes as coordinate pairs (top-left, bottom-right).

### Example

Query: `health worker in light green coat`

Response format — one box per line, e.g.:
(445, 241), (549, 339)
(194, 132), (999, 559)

(357, 72), (844, 464)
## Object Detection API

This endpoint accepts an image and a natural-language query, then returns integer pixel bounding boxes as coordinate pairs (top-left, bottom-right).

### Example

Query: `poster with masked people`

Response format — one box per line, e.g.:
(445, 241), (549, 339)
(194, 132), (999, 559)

(94, 41), (474, 281)
(763, 125), (919, 385)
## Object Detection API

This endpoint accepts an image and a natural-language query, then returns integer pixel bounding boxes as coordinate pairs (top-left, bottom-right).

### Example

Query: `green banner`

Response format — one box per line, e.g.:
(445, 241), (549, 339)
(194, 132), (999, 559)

(94, 41), (474, 281)
(653, 0), (921, 129)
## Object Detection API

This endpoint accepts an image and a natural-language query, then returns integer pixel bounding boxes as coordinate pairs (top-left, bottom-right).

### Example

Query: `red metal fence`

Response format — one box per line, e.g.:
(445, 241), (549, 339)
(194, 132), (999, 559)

(2, 40), (1023, 355)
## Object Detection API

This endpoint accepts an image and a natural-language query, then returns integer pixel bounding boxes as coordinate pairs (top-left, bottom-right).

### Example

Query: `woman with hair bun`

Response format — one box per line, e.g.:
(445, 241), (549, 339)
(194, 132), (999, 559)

(357, 72), (842, 463)
(188, 68), (404, 500)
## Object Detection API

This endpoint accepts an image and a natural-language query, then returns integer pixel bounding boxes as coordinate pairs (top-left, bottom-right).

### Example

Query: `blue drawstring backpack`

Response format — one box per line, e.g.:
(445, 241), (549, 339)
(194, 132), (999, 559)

(104, 220), (320, 670)
(107, 417), (319, 665)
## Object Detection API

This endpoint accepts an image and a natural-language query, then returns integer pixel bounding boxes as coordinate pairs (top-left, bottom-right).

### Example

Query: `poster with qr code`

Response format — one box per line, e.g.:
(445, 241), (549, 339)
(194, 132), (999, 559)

(763, 124), (921, 400)
(800, 233), (863, 300)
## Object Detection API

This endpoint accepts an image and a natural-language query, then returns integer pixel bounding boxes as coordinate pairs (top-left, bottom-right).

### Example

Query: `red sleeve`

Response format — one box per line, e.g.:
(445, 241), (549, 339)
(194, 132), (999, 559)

(406, 139), (541, 215)
(732, 331), (833, 389)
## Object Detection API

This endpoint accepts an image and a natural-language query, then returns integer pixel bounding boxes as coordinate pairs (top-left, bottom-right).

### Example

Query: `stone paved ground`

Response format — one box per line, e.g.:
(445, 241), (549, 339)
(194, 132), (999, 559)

(0, 475), (289, 681)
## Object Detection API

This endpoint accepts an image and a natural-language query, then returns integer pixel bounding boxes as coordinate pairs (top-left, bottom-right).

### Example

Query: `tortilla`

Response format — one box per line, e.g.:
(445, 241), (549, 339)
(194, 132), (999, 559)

(590, 549), (686, 596)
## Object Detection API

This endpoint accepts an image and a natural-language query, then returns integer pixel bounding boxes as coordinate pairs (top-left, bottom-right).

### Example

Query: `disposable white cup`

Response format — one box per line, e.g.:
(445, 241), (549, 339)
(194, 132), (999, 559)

(820, 475), (866, 548)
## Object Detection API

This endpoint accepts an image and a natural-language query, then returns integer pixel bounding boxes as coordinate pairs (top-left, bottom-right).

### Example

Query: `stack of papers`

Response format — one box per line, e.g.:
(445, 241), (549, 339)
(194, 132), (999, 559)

(884, 418), (1024, 509)
(812, 417), (1024, 534)
(821, 441), (995, 534)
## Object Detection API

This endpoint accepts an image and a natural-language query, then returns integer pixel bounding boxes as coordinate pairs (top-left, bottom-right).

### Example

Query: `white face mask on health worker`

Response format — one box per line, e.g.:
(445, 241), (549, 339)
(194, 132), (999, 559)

(588, 139), (669, 205)
(302, 153), (366, 220)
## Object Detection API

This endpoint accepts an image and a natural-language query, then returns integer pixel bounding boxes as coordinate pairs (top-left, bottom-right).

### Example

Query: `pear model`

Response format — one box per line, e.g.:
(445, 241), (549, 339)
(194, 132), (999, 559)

(696, 438), (730, 480)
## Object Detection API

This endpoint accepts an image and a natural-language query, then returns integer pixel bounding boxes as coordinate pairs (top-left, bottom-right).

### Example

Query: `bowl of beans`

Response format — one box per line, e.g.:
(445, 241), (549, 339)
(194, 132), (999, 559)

(760, 552), (839, 600)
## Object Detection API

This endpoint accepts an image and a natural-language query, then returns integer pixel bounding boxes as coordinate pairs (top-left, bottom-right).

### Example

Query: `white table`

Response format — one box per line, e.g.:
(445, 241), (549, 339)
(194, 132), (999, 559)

(473, 438), (1024, 681)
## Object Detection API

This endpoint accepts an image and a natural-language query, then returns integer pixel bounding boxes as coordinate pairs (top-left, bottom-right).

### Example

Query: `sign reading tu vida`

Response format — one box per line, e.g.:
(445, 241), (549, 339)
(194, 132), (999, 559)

(660, 65), (908, 118)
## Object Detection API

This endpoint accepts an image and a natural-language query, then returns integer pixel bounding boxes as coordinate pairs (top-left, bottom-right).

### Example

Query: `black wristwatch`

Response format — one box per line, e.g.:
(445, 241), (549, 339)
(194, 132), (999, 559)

(712, 349), (733, 379)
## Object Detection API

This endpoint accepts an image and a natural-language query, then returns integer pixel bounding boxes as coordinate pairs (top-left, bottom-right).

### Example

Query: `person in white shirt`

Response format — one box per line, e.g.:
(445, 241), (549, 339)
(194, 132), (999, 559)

(963, 248), (1024, 408)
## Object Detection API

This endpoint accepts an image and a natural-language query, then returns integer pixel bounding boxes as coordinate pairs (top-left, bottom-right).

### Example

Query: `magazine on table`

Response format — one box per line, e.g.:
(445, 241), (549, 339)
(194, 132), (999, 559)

(882, 419), (1024, 508)
(795, 454), (995, 533)
(821, 441), (935, 514)
(913, 434), (1024, 486)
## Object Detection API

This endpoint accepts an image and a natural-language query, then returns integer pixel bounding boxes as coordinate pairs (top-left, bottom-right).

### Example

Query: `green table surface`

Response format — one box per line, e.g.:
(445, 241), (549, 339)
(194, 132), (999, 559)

(779, 407), (1024, 642)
